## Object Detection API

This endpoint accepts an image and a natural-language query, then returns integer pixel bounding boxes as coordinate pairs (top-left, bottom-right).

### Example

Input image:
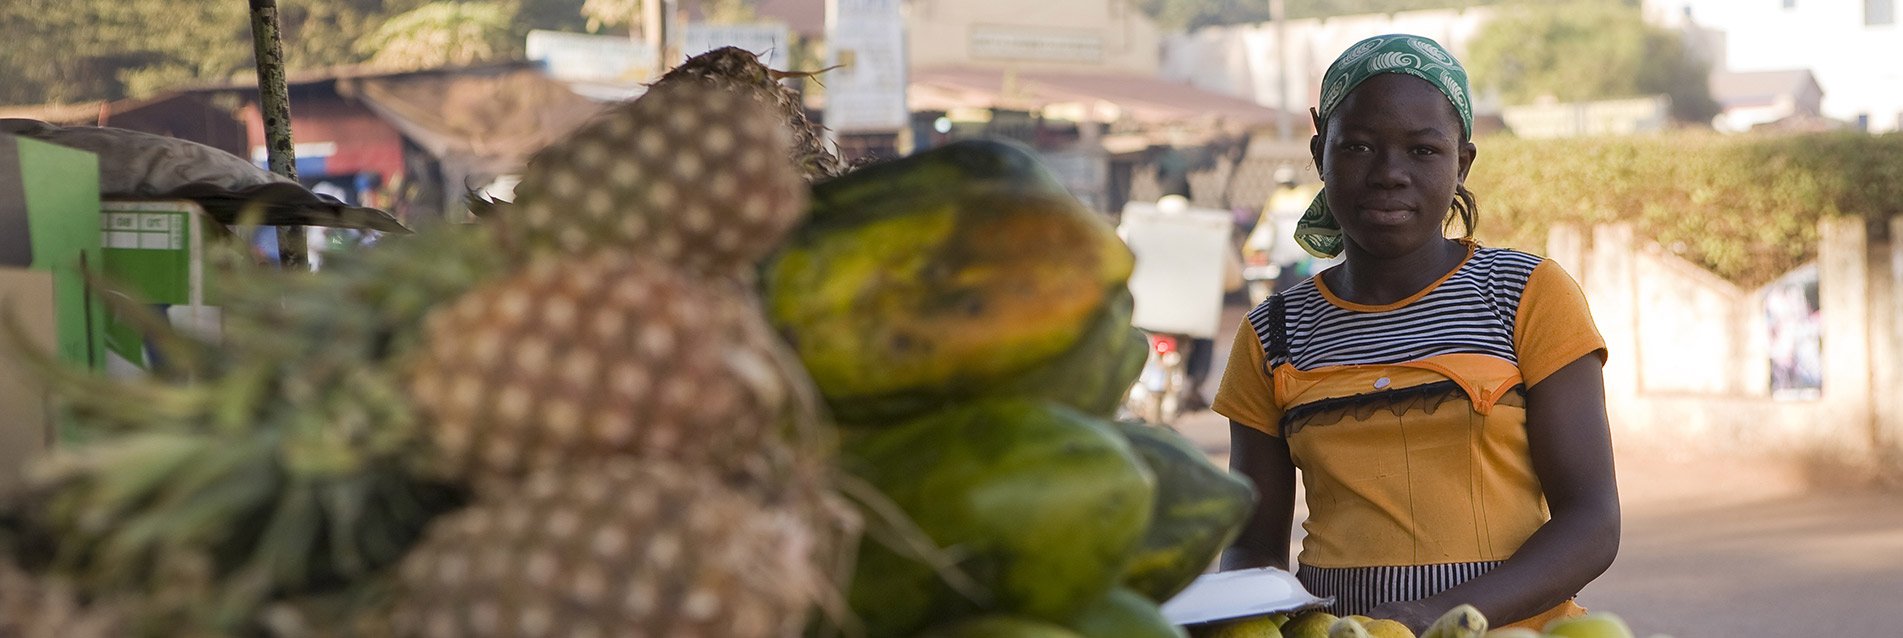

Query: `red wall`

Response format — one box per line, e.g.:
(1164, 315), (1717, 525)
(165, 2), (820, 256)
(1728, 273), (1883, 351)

(238, 89), (405, 181)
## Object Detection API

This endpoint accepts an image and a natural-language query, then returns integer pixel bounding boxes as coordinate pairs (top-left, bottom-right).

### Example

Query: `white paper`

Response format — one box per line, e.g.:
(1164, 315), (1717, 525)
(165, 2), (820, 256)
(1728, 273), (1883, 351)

(1159, 567), (1331, 626)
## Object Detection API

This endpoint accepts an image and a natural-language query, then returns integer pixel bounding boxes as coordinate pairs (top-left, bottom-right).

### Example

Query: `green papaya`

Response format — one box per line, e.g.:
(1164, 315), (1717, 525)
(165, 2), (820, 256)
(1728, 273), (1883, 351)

(841, 400), (1157, 637)
(1067, 587), (1190, 638)
(989, 287), (1147, 419)
(764, 141), (1133, 425)
(804, 139), (1074, 229)
(916, 616), (1085, 638)
(1114, 421), (1257, 602)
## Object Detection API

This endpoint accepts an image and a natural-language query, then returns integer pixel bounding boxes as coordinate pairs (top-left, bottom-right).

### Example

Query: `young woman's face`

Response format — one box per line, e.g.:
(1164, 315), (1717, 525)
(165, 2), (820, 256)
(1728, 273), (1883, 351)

(1311, 73), (1476, 259)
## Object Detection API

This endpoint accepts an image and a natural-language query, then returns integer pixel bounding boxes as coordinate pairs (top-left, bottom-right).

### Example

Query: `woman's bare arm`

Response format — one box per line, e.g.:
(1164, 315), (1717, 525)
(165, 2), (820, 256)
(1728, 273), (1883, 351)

(1221, 421), (1299, 571)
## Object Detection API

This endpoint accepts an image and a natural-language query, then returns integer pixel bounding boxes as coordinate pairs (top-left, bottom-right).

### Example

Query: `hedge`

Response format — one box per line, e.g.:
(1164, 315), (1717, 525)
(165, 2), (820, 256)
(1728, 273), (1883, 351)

(1463, 131), (1903, 287)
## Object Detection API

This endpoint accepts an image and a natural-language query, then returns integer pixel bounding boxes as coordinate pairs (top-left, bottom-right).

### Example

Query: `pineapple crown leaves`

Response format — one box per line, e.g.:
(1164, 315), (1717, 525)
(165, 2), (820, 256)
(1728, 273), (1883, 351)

(24, 428), (465, 635)
(0, 224), (498, 634)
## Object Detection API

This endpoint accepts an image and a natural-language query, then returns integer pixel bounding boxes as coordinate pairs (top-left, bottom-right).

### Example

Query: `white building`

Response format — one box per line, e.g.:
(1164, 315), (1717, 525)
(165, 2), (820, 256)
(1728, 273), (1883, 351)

(1708, 69), (1827, 132)
(1160, 8), (1498, 134)
(1646, 0), (1902, 132)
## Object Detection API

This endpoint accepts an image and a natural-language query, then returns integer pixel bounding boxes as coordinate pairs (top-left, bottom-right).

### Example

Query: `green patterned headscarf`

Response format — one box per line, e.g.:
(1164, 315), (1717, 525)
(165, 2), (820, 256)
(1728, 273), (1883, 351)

(1294, 34), (1474, 259)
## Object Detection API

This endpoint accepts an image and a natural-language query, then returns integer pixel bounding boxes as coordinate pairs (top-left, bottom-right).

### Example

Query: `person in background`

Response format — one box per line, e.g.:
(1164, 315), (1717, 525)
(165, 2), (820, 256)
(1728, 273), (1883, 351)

(1212, 34), (1620, 633)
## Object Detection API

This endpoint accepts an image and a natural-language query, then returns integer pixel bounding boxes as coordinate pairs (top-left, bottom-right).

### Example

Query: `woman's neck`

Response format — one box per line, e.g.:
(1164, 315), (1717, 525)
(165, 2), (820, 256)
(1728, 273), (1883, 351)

(1325, 238), (1469, 306)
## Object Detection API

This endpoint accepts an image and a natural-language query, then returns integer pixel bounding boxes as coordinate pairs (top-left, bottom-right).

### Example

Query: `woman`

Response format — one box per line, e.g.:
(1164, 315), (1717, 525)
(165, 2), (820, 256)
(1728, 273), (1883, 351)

(1211, 34), (1619, 633)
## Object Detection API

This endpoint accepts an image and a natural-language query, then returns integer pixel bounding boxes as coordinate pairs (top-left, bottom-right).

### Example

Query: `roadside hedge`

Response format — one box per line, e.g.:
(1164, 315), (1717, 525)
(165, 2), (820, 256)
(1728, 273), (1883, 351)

(1463, 132), (1903, 286)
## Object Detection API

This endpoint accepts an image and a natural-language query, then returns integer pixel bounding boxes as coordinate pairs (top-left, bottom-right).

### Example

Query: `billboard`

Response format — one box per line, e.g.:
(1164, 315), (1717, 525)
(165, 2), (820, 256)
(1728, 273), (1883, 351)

(826, 0), (909, 133)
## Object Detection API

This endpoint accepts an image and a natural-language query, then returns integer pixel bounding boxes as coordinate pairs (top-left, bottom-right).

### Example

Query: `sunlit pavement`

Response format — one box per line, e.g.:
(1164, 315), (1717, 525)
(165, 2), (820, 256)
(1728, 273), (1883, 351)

(1170, 301), (1903, 637)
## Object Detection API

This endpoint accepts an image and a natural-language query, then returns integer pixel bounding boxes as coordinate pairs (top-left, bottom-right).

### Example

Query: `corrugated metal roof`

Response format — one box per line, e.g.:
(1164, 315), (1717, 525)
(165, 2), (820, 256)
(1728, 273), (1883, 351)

(909, 66), (1291, 129)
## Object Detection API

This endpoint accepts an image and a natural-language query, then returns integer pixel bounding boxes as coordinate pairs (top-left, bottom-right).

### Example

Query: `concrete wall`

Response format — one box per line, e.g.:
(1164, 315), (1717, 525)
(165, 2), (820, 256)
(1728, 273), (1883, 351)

(906, 0), (1161, 74)
(1631, 244), (1751, 395)
(1556, 218), (1901, 474)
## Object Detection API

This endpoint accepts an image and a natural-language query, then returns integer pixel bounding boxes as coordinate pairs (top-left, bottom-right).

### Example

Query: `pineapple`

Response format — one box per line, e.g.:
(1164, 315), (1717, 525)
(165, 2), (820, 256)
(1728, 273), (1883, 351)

(406, 251), (804, 486)
(657, 46), (846, 183)
(0, 223), (502, 634)
(498, 56), (811, 278)
(391, 458), (828, 638)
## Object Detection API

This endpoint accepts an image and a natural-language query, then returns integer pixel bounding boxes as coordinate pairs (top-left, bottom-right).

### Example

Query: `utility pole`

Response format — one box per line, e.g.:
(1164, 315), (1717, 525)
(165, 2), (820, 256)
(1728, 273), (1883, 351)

(247, 0), (305, 268)
(1272, 0), (1292, 141)
(643, 0), (679, 73)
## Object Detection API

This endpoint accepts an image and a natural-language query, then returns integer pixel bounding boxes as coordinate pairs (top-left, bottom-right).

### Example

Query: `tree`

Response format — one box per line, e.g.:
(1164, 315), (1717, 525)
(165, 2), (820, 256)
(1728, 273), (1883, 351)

(1131, 0), (1504, 31)
(579, 0), (758, 33)
(1466, 1), (1718, 124)
(0, 1), (253, 104)
(1131, 0), (1273, 31)
(0, 0), (597, 106)
(359, 2), (521, 70)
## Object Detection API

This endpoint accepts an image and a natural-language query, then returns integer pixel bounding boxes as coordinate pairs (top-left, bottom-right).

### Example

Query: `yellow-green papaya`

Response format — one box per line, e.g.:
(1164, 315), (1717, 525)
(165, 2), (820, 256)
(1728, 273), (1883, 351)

(765, 140), (1132, 425)
(1115, 421), (1257, 602)
(840, 399), (1156, 637)
(989, 287), (1147, 418)
(916, 616), (1085, 638)
(802, 139), (1074, 229)
(1067, 587), (1190, 638)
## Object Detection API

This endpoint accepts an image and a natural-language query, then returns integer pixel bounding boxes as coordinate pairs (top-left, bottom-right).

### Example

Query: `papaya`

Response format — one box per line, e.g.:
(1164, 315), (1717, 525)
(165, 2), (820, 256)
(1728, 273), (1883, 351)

(988, 287), (1147, 419)
(804, 138), (1075, 229)
(1114, 421), (1258, 602)
(764, 140), (1133, 425)
(1067, 587), (1190, 638)
(916, 616), (1085, 638)
(840, 399), (1157, 637)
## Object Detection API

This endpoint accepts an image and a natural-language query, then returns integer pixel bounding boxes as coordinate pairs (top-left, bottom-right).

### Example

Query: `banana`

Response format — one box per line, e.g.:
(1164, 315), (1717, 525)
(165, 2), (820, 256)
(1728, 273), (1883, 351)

(1422, 604), (1488, 638)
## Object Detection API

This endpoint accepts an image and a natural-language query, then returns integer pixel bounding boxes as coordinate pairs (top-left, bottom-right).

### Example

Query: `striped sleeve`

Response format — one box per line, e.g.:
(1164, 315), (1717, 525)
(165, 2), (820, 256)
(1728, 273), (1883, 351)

(1513, 259), (1608, 387)
(1213, 319), (1282, 436)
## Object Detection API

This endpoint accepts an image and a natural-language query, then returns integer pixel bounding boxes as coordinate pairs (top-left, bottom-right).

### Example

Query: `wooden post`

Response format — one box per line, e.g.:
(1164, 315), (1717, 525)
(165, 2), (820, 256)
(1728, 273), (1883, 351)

(247, 0), (306, 268)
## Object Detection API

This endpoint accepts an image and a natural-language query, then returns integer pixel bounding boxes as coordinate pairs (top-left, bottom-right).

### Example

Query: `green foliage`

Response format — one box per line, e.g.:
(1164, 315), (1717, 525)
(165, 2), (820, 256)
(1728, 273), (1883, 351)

(1131, 0), (1273, 30)
(0, 0), (592, 106)
(1132, 0), (1508, 30)
(0, 1), (252, 104)
(359, 2), (521, 70)
(1467, 132), (1903, 286)
(579, 0), (755, 33)
(1286, 0), (1501, 20)
(1466, 1), (1718, 123)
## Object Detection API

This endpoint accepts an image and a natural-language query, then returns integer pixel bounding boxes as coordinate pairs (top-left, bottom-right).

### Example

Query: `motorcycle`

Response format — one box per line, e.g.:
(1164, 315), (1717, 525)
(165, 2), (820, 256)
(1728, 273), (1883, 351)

(1123, 330), (1197, 425)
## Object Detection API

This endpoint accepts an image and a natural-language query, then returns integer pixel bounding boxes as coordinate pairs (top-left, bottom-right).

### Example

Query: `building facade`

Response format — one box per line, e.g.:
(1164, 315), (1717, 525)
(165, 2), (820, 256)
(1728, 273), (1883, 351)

(1647, 0), (1903, 132)
(904, 0), (1161, 74)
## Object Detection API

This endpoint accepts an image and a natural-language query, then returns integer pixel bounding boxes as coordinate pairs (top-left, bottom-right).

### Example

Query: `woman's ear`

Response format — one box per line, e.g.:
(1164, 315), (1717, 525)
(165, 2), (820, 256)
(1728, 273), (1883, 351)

(1457, 140), (1477, 183)
(1309, 108), (1327, 180)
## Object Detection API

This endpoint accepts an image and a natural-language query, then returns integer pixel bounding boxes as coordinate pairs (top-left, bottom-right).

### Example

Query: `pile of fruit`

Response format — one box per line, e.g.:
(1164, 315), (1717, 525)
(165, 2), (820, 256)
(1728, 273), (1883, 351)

(0, 47), (1257, 638)
(763, 137), (1257, 637)
(1196, 606), (1670, 638)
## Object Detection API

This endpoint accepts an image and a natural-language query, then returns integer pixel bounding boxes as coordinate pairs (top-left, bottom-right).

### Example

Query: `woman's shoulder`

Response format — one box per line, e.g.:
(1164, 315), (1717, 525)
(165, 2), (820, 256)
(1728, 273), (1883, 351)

(1466, 245), (1546, 274)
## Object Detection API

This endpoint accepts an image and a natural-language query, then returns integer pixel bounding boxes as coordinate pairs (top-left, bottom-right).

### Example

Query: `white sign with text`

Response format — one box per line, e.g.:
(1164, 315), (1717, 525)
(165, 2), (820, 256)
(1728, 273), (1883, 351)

(825, 0), (909, 132)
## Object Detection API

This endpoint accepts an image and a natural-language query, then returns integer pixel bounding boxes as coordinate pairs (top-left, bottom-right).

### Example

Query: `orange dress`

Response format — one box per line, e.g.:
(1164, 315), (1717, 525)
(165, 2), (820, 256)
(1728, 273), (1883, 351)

(1212, 243), (1605, 626)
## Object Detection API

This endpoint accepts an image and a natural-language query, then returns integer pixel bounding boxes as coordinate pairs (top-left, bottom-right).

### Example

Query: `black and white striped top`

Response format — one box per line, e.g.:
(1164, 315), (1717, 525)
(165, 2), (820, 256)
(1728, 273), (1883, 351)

(1247, 247), (1543, 370)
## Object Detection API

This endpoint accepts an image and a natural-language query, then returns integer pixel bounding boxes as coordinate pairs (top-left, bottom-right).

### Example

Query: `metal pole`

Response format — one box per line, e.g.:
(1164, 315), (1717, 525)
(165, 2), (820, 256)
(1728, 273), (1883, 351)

(643, 0), (668, 73)
(248, 0), (306, 268)
(1272, 0), (1291, 141)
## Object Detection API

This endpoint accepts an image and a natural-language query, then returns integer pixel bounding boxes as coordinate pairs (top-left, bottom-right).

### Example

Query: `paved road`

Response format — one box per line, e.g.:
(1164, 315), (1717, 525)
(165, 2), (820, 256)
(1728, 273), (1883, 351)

(1170, 303), (1903, 638)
